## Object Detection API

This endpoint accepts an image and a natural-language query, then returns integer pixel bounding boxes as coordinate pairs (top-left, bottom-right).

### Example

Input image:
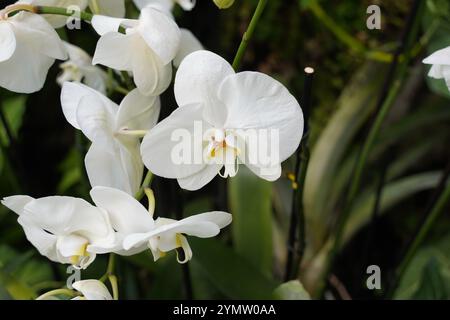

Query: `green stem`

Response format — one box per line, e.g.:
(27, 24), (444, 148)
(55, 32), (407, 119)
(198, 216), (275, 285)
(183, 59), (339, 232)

(108, 275), (119, 300)
(90, 0), (101, 14)
(100, 253), (116, 282)
(399, 181), (450, 271)
(36, 288), (77, 300)
(232, 0), (268, 71)
(35, 5), (93, 22)
(99, 253), (118, 299)
(135, 171), (154, 200)
(389, 164), (450, 297)
(304, 0), (393, 63)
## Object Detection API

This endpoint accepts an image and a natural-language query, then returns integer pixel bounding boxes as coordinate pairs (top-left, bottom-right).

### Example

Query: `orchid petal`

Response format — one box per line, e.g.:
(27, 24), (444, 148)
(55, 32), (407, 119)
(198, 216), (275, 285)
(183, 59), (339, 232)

(219, 71), (304, 163)
(61, 82), (115, 130)
(137, 7), (181, 65)
(131, 41), (172, 96)
(1, 195), (34, 215)
(177, 163), (222, 191)
(72, 280), (113, 300)
(116, 88), (161, 131)
(90, 186), (155, 234)
(174, 50), (233, 127)
(8, 12), (67, 60)
(423, 46), (450, 66)
(85, 142), (143, 196)
(0, 23), (16, 62)
(93, 31), (135, 71)
(141, 103), (208, 179)
(76, 93), (116, 149)
(91, 15), (133, 35)
(177, 0), (196, 11)
(173, 29), (203, 68)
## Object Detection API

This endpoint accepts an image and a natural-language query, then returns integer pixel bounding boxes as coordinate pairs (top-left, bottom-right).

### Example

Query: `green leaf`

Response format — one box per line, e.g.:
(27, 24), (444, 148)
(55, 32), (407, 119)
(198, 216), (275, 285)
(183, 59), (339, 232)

(302, 172), (446, 294)
(343, 171), (444, 246)
(0, 270), (37, 300)
(273, 280), (311, 300)
(0, 95), (27, 146)
(0, 246), (50, 300)
(190, 238), (278, 299)
(412, 257), (450, 299)
(303, 61), (388, 251)
(228, 166), (273, 276)
(57, 147), (83, 194)
(395, 233), (450, 299)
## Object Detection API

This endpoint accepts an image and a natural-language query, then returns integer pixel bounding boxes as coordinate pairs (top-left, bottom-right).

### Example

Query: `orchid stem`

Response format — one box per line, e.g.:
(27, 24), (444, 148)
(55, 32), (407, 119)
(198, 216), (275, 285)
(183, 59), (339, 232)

(135, 171), (154, 201)
(35, 5), (93, 22)
(173, 186), (193, 300)
(232, 0), (268, 71)
(284, 68), (314, 281)
(100, 253), (119, 299)
(36, 288), (77, 300)
(108, 275), (119, 300)
(388, 161), (450, 297)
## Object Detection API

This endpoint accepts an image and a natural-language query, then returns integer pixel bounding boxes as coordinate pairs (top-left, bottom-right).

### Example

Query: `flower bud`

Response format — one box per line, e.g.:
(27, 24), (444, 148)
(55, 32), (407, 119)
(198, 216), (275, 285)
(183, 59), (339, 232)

(213, 0), (235, 9)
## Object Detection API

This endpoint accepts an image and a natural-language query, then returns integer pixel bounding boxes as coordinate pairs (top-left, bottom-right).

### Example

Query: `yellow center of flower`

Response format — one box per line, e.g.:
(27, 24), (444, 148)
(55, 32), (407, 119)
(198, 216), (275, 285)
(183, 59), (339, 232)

(70, 242), (90, 266)
(205, 129), (241, 178)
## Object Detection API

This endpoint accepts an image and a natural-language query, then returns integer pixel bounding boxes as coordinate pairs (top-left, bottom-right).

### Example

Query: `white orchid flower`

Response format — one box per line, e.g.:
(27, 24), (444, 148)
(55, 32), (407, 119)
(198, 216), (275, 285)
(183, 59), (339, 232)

(91, 7), (181, 96)
(132, 0), (203, 68)
(1, 195), (115, 269)
(141, 50), (304, 190)
(173, 29), (203, 68)
(89, 186), (232, 263)
(0, 10), (67, 93)
(423, 46), (450, 91)
(133, 0), (196, 13)
(58, 41), (108, 94)
(61, 82), (160, 195)
(72, 280), (113, 300)
(18, 0), (125, 28)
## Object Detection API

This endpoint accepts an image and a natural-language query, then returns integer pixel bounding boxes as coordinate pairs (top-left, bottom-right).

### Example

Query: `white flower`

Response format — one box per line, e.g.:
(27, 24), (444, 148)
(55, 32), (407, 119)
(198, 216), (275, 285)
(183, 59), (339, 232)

(0, 11), (67, 93)
(423, 46), (450, 91)
(1, 195), (115, 269)
(141, 50), (304, 190)
(173, 29), (203, 68)
(58, 41), (108, 94)
(91, 7), (181, 96)
(19, 0), (125, 28)
(133, 0), (196, 13)
(132, 0), (203, 68)
(72, 280), (113, 300)
(89, 186), (232, 263)
(61, 82), (160, 195)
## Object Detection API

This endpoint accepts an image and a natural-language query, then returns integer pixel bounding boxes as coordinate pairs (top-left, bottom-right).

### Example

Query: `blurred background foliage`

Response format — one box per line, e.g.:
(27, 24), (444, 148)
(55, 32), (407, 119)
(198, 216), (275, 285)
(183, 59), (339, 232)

(0, 0), (449, 300)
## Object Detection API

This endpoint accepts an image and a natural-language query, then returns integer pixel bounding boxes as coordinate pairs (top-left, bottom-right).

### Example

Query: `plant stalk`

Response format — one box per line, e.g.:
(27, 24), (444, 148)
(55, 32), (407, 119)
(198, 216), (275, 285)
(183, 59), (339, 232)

(284, 68), (314, 281)
(232, 0), (268, 71)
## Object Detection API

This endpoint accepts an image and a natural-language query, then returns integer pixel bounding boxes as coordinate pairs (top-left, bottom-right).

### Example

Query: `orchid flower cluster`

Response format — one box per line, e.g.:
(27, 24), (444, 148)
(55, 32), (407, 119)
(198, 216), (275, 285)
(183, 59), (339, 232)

(0, 0), (304, 300)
